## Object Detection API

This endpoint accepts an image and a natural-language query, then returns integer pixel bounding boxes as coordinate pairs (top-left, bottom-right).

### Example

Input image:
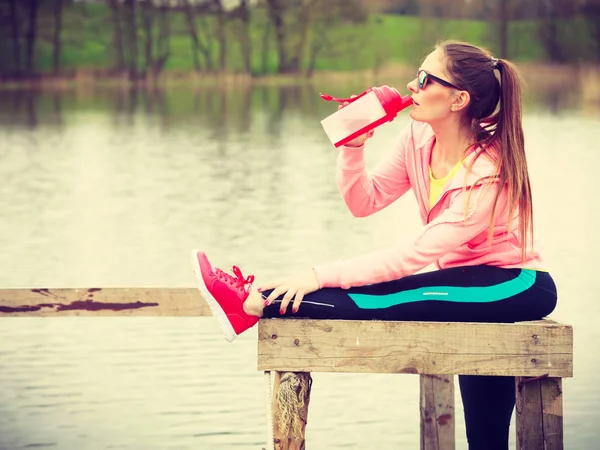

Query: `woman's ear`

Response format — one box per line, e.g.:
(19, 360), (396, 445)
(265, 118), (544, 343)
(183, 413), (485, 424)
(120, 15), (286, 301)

(450, 91), (471, 112)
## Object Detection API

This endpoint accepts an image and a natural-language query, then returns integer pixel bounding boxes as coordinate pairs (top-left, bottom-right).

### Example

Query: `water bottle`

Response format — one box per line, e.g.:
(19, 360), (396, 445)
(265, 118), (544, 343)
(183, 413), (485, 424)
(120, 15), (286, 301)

(320, 86), (413, 148)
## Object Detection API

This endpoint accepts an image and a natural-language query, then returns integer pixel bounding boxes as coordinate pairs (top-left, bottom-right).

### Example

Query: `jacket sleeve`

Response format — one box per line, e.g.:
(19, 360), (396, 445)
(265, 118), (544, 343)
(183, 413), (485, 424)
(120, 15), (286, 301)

(336, 124), (413, 218)
(314, 181), (505, 289)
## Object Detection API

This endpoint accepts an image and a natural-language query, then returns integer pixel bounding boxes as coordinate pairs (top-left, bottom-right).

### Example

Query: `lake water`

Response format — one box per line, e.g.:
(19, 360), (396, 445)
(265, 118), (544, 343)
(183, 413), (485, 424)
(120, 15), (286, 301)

(0, 80), (598, 449)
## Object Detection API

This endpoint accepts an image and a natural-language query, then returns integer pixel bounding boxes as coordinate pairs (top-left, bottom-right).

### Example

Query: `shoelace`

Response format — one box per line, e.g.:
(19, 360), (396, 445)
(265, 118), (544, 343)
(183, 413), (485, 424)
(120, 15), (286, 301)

(215, 266), (255, 293)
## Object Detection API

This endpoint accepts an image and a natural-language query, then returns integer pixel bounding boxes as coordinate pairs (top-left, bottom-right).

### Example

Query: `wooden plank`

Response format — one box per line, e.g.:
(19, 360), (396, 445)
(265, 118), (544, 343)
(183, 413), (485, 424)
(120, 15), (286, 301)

(257, 319), (573, 377)
(420, 374), (455, 450)
(516, 376), (563, 450)
(271, 371), (311, 450)
(0, 288), (211, 317)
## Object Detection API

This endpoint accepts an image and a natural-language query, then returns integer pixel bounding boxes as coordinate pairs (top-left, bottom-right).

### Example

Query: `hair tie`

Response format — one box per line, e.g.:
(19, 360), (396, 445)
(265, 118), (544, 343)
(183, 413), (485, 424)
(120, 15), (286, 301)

(490, 57), (499, 68)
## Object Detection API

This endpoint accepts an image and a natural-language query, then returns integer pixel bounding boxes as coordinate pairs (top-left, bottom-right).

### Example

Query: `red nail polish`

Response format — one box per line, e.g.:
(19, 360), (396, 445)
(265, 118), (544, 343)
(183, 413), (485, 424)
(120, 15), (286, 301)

(264, 300), (269, 306)
(279, 309), (284, 315)
(292, 307), (298, 313)
(257, 287), (262, 292)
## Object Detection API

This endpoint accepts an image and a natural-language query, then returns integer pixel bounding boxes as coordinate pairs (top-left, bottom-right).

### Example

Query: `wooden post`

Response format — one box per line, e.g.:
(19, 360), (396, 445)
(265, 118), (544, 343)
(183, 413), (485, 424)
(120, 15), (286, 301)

(420, 374), (455, 450)
(515, 376), (563, 450)
(269, 371), (312, 450)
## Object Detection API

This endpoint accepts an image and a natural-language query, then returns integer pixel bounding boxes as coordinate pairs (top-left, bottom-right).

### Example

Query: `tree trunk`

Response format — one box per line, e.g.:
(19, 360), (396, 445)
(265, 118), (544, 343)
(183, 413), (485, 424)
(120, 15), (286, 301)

(52, 0), (64, 75)
(109, 0), (126, 72)
(25, 0), (39, 74)
(307, 23), (327, 78)
(141, 1), (154, 76)
(539, 0), (563, 63)
(212, 0), (227, 72)
(260, 18), (271, 74)
(266, 0), (289, 73)
(183, 2), (201, 71)
(583, 2), (600, 62)
(290, 0), (314, 74)
(498, 0), (508, 59)
(182, 0), (212, 72)
(8, 0), (21, 73)
(197, 14), (214, 71)
(154, 2), (171, 76)
(125, 0), (138, 80)
(238, 0), (252, 74)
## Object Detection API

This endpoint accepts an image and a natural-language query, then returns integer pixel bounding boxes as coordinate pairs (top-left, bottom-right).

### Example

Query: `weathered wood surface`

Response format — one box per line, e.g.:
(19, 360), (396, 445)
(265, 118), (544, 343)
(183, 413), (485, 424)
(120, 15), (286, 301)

(270, 371), (311, 450)
(420, 374), (455, 450)
(258, 319), (573, 377)
(0, 288), (211, 317)
(516, 376), (564, 450)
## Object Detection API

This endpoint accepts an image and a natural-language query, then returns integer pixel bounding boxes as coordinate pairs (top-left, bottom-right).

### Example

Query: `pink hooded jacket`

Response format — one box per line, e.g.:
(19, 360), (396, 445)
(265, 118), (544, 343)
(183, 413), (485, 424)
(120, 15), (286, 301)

(313, 120), (544, 289)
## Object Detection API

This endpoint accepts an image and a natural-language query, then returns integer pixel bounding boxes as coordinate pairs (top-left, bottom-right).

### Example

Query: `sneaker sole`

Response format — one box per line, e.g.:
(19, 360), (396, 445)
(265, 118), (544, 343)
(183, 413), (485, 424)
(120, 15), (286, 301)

(190, 249), (237, 343)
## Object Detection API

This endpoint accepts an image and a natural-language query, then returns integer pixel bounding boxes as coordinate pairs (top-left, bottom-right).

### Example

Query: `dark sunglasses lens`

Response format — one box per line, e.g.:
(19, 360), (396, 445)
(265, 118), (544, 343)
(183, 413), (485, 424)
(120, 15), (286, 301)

(418, 71), (428, 88)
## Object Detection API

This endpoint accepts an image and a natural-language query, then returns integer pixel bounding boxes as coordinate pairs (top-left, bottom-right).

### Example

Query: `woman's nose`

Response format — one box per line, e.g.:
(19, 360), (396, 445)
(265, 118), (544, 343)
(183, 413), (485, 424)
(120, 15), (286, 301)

(407, 78), (418, 93)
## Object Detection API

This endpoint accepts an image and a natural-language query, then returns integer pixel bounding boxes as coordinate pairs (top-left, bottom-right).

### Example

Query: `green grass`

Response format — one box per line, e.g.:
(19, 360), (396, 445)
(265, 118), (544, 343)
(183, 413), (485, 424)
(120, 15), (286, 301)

(26, 4), (595, 76)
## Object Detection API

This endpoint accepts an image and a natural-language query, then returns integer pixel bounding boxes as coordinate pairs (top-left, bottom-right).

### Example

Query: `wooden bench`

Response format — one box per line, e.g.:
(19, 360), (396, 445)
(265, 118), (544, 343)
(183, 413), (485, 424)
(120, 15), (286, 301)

(258, 318), (573, 450)
(0, 289), (573, 450)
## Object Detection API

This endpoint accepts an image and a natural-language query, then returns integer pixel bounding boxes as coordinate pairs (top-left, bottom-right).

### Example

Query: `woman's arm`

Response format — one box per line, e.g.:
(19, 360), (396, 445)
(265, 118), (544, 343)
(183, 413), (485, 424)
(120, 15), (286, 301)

(315, 181), (506, 288)
(336, 125), (413, 217)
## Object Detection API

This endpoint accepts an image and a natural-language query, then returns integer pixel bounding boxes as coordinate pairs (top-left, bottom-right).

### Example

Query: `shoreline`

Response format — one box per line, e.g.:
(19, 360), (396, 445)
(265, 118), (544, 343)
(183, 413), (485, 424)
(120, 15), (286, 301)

(1, 62), (597, 87)
(1, 63), (599, 105)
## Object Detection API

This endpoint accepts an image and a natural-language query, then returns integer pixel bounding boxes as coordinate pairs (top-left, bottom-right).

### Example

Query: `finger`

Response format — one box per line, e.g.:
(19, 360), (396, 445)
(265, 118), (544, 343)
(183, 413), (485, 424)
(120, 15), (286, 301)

(265, 286), (286, 306)
(367, 129), (375, 138)
(258, 280), (282, 293)
(281, 288), (296, 305)
(292, 291), (305, 314)
(280, 289), (297, 314)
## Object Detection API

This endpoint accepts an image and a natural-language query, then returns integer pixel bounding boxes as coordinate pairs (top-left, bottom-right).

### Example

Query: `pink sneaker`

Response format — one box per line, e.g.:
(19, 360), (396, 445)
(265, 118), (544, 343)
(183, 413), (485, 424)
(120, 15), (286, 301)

(191, 249), (259, 342)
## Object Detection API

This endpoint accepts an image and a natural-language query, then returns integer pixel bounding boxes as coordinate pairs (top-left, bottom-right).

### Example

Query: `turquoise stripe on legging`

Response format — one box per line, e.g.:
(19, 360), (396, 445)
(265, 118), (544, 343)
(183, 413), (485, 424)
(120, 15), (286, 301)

(347, 269), (537, 309)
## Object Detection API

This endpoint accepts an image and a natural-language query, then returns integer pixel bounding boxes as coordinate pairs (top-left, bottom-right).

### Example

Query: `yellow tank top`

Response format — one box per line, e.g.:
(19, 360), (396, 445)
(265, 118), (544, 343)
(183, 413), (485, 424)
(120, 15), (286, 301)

(429, 161), (462, 209)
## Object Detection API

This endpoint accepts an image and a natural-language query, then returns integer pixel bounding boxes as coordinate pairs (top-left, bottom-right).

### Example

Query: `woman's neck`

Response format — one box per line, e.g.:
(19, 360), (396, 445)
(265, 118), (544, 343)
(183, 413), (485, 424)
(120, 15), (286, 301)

(429, 119), (474, 167)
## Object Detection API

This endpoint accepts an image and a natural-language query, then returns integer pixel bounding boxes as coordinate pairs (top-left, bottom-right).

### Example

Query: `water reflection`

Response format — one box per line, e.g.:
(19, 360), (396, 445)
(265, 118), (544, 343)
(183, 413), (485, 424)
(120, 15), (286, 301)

(0, 78), (599, 450)
(0, 71), (594, 133)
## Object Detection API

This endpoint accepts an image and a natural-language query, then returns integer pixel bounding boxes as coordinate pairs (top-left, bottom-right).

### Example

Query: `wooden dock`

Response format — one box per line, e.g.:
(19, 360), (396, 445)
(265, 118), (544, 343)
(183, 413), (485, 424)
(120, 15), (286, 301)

(0, 288), (573, 450)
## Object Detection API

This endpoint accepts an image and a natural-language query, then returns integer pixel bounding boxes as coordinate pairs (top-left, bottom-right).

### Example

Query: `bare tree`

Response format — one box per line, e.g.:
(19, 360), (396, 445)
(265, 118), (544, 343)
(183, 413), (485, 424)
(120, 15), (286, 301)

(8, 0), (22, 73)
(108, 0), (126, 72)
(537, 0), (576, 63)
(155, 0), (171, 75)
(125, 0), (138, 80)
(182, 0), (213, 72)
(52, 0), (64, 74)
(264, 0), (367, 75)
(25, 0), (40, 74)
(265, 0), (289, 73)
(231, 0), (252, 73)
(139, 0), (171, 78)
(498, 0), (509, 58)
(140, 1), (154, 74)
(212, 0), (227, 72)
(582, 0), (600, 61)
(259, 10), (271, 73)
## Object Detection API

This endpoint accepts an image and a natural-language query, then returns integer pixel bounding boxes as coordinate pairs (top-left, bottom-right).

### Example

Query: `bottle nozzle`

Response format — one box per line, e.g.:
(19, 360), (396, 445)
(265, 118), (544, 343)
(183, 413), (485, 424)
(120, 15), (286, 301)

(319, 89), (372, 104)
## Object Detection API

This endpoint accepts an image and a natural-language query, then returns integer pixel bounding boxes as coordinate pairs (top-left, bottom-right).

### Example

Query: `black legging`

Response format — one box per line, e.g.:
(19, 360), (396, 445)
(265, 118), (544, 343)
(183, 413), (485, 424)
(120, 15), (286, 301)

(261, 265), (558, 450)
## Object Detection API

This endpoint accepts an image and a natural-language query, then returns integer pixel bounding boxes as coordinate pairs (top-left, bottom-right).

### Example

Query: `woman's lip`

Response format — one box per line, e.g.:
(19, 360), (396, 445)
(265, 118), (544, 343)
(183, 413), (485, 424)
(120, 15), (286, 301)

(412, 98), (419, 106)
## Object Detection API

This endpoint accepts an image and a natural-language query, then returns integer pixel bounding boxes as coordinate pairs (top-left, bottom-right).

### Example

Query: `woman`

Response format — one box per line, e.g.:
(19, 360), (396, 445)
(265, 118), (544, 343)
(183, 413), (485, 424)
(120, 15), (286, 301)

(191, 40), (557, 450)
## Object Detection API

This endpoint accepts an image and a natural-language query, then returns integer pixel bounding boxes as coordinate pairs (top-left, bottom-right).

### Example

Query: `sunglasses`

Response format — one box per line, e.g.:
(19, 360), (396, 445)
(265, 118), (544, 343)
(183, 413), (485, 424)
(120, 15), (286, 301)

(417, 69), (479, 101)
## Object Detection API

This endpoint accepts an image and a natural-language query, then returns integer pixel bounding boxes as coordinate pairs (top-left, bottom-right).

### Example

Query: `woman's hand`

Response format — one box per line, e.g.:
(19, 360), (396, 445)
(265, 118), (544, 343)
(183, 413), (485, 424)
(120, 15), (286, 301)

(259, 269), (320, 315)
(339, 97), (375, 147)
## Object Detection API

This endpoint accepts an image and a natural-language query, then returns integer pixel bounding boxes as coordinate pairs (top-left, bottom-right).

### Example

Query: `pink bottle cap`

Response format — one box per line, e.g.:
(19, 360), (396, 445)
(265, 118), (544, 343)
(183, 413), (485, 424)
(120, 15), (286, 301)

(372, 86), (413, 117)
